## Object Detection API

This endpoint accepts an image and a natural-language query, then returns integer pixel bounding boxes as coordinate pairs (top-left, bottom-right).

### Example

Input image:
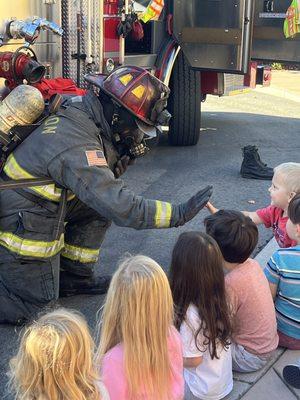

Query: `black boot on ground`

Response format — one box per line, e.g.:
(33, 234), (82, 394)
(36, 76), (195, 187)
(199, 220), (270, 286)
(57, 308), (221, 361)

(59, 271), (111, 297)
(240, 145), (274, 180)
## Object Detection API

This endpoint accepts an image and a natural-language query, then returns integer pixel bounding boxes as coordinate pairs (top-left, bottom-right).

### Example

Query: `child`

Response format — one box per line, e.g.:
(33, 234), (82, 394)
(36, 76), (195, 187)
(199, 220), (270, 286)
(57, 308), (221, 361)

(9, 308), (109, 400)
(205, 210), (279, 372)
(207, 162), (300, 248)
(169, 231), (233, 400)
(264, 192), (300, 349)
(96, 255), (184, 400)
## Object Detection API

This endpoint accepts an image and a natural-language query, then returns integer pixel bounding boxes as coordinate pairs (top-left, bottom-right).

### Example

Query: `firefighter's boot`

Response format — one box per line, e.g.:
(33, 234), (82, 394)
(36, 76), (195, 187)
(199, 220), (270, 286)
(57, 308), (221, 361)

(240, 145), (273, 180)
(59, 271), (111, 297)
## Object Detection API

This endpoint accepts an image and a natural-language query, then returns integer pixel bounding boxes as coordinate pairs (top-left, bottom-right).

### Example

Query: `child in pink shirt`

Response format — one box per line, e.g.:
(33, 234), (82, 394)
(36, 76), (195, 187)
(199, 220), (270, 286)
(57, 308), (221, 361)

(207, 162), (300, 248)
(96, 255), (184, 400)
(205, 210), (278, 372)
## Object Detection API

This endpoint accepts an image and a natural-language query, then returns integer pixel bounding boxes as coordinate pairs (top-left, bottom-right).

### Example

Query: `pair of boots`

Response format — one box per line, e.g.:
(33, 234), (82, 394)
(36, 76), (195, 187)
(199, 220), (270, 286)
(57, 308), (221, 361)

(240, 145), (273, 180)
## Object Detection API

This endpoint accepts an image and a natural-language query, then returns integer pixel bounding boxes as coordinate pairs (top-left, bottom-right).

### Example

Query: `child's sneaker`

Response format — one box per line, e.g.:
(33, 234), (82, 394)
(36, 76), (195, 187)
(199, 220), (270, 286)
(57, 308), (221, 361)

(283, 364), (300, 389)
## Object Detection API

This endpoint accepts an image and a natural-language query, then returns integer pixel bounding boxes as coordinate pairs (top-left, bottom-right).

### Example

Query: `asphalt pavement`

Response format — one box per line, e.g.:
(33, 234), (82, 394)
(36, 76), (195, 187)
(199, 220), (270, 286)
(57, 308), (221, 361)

(0, 85), (300, 399)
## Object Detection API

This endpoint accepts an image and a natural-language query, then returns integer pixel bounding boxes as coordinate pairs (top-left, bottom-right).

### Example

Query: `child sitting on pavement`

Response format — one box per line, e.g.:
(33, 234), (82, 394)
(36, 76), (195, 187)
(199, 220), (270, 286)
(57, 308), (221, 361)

(205, 210), (279, 373)
(169, 231), (233, 400)
(96, 254), (184, 400)
(207, 162), (300, 248)
(264, 192), (300, 349)
(9, 308), (109, 400)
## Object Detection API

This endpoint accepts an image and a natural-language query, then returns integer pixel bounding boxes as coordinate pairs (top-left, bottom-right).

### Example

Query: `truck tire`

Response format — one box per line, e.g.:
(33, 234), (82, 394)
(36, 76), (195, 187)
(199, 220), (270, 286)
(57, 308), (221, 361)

(168, 51), (201, 146)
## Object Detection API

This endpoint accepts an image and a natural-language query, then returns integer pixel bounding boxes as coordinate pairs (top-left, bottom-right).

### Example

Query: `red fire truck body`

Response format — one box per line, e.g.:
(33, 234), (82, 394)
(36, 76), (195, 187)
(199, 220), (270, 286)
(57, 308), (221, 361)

(0, 0), (299, 146)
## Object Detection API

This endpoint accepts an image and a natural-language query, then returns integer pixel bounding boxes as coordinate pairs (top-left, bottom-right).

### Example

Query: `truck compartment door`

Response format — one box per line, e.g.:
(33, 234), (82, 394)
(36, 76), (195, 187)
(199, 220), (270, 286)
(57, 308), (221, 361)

(252, 0), (300, 63)
(172, 0), (254, 73)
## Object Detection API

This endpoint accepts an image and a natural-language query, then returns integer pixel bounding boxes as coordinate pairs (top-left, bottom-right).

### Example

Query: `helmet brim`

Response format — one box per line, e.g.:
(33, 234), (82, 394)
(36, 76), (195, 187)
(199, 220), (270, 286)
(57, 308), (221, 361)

(84, 73), (107, 88)
(135, 119), (158, 138)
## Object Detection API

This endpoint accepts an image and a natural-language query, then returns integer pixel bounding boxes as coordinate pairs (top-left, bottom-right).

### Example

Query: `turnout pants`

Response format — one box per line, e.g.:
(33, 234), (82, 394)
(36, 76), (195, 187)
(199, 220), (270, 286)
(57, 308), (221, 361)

(0, 199), (111, 324)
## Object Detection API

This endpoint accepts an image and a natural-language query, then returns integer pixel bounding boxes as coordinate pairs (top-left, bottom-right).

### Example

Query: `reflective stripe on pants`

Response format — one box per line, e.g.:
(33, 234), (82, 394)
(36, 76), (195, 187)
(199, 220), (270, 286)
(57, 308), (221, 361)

(0, 231), (64, 258)
(61, 243), (100, 263)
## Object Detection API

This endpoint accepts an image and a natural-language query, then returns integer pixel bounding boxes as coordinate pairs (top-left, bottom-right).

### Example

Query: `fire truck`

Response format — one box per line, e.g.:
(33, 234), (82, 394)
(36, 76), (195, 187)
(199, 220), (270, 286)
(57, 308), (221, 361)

(0, 0), (299, 146)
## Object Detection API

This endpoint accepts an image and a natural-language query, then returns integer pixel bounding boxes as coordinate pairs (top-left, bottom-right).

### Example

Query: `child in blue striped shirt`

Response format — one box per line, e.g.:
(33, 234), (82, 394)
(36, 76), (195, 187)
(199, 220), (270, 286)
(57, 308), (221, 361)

(264, 193), (300, 349)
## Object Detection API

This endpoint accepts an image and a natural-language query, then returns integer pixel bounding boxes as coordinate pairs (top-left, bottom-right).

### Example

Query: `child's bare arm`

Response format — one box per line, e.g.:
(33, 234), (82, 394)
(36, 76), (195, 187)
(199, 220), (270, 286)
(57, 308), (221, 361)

(183, 356), (203, 368)
(206, 202), (264, 225)
(242, 211), (264, 225)
(205, 201), (219, 214)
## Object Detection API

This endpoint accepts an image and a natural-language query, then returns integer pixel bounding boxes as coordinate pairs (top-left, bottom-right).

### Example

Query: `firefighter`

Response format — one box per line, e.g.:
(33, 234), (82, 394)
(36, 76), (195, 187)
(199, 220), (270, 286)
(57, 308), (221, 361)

(0, 66), (212, 325)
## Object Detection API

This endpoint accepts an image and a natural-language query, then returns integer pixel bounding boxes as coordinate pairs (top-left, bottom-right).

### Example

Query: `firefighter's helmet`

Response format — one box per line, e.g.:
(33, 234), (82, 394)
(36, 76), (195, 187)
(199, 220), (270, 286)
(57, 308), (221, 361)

(85, 66), (171, 135)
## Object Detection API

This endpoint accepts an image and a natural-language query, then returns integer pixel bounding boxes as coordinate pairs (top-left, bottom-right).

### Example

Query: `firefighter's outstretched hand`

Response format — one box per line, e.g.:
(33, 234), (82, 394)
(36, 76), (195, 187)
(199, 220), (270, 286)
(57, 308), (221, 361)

(114, 155), (135, 178)
(174, 186), (213, 226)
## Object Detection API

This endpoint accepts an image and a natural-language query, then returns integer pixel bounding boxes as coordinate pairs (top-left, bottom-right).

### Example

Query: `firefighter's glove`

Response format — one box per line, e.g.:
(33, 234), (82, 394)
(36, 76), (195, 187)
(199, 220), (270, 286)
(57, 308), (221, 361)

(114, 155), (135, 178)
(117, 15), (133, 38)
(173, 185), (213, 227)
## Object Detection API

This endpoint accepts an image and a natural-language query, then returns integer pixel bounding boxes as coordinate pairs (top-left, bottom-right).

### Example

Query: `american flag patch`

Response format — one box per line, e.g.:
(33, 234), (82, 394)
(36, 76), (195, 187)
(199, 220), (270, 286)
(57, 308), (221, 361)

(85, 150), (108, 167)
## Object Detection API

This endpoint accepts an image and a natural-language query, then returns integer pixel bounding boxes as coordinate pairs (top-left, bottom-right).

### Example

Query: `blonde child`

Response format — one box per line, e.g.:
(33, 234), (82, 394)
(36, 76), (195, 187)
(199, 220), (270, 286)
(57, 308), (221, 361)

(9, 308), (109, 400)
(169, 231), (233, 400)
(207, 162), (300, 248)
(96, 255), (184, 400)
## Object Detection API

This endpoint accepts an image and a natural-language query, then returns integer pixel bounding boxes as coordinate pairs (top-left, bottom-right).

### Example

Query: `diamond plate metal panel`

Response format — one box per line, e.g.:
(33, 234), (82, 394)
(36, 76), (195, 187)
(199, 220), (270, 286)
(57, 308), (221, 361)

(61, 0), (101, 87)
(172, 0), (254, 73)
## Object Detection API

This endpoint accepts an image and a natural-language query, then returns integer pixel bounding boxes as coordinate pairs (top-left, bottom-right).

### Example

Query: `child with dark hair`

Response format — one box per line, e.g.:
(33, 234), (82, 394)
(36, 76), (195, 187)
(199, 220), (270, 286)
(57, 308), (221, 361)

(169, 231), (233, 400)
(205, 210), (278, 373)
(264, 193), (300, 349)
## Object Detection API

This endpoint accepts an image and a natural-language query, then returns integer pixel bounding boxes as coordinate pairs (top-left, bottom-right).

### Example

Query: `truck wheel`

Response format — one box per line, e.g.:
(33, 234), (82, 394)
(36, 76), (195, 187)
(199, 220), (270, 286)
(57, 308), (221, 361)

(168, 51), (201, 146)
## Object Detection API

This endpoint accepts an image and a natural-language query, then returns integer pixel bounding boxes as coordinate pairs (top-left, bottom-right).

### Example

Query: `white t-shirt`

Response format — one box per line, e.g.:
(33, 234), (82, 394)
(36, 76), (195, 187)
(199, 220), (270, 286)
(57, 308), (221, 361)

(180, 304), (233, 400)
(96, 380), (110, 400)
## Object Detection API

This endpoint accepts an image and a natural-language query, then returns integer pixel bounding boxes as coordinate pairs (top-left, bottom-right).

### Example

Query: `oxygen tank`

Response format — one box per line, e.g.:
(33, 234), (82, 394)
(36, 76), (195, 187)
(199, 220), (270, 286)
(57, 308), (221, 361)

(0, 85), (44, 143)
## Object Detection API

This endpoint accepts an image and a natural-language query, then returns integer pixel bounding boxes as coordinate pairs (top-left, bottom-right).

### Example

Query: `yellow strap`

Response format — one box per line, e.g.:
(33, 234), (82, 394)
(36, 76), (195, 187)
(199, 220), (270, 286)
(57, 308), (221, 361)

(4, 154), (75, 202)
(154, 200), (172, 228)
(62, 243), (100, 263)
(0, 231), (64, 258)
